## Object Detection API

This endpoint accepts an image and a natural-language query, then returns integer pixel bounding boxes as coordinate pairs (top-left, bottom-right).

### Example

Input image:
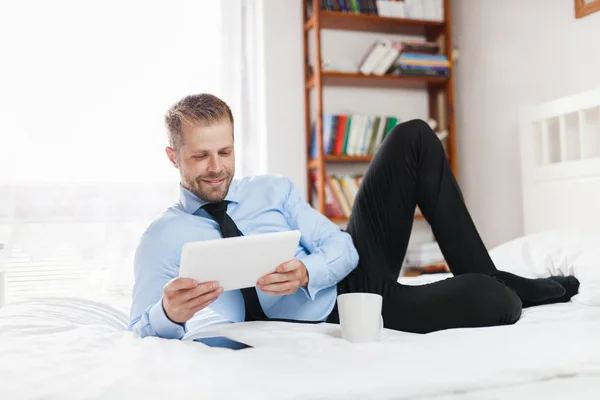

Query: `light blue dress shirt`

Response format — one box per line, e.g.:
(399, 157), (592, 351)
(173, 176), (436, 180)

(128, 174), (359, 339)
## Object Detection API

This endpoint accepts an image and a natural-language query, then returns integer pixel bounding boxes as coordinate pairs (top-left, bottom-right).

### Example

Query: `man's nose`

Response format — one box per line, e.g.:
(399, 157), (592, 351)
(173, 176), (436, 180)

(207, 155), (222, 172)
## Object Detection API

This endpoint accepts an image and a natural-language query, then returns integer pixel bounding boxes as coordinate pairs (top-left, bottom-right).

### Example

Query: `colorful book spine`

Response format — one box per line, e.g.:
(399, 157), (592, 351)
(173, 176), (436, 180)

(309, 114), (401, 158)
(319, 174), (362, 218)
(313, 173), (420, 221)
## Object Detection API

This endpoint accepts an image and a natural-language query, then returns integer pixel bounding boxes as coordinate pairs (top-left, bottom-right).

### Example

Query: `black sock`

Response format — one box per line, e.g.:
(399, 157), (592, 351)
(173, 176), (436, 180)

(521, 276), (580, 308)
(492, 270), (566, 306)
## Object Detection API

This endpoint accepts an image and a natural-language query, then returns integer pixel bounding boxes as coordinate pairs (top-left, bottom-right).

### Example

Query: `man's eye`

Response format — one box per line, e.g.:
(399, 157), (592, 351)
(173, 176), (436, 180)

(220, 151), (232, 156)
(192, 155), (206, 159)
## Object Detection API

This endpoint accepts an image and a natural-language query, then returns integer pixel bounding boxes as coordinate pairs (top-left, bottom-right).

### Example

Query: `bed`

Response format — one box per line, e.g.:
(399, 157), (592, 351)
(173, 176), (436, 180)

(2, 88), (600, 399)
(1, 273), (600, 400)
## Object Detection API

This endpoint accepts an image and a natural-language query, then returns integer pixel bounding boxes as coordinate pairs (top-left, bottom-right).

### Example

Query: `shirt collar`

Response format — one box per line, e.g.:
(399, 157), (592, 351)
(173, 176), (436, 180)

(178, 180), (240, 215)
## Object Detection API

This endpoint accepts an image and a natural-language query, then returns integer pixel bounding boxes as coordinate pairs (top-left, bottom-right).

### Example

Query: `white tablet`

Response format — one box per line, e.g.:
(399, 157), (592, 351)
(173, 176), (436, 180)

(178, 230), (302, 291)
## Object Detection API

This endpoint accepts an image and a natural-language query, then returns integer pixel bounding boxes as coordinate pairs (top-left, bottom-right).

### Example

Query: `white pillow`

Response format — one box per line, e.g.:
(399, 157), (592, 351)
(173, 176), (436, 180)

(489, 229), (600, 306)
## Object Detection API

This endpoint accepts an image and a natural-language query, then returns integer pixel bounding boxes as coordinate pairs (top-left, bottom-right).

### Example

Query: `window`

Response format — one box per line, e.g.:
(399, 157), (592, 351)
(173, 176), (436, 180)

(0, 0), (226, 308)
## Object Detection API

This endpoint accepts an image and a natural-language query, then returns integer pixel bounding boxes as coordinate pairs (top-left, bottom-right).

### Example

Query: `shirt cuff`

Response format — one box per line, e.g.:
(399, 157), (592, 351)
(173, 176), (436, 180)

(148, 298), (187, 339)
(297, 253), (329, 300)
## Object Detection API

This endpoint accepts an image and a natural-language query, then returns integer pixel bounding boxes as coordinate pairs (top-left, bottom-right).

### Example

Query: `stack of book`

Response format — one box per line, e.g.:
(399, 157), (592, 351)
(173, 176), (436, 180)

(312, 0), (444, 21)
(405, 241), (444, 267)
(378, 0), (444, 21)
(312, 173), (363, 219)
(391, 43), (450, 77)
(310, 114), (401, 158)
(315, 0), (378, 15)
(312, 173), (424, 220)
(401, 240), (449, 276)
(402, 262), (449, 277)
(358, 40), (449, 77)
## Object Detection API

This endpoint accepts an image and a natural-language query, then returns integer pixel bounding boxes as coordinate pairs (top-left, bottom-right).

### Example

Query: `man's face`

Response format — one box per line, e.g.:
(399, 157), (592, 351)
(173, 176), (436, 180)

(167, 120), (235, 202)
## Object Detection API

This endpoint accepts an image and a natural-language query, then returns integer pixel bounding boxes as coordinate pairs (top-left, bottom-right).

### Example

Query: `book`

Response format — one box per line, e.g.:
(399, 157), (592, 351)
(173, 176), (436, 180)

(313, 174), (361, 218)
(359, 40), (392, 75)
(311, 172), (344, 218)
(313, 174), (423, 223)
(329, 176), (352, 217)
(357, 40), (449, 77)
(309, 114), (402, 157)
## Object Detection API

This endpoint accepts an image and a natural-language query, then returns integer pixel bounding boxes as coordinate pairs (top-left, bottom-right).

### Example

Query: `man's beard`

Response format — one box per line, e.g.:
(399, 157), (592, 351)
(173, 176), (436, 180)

(183, 171), (232, 203)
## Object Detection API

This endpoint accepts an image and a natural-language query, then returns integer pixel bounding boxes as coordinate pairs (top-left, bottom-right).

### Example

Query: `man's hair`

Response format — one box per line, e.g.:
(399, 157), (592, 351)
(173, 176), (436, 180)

(164, 93), (234, 150)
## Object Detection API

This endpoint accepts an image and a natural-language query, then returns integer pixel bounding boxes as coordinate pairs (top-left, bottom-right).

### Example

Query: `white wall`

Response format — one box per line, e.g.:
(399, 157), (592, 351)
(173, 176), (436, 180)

(453, 0), (600, 248)
(255, 0), (307, 190)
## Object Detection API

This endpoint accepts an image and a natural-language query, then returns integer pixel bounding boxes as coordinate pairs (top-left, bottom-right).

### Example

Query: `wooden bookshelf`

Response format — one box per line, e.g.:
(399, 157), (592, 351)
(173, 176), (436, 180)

(303, 0), (457, 222)
(306, 71), (448, 90)
(305, 11), (445, 37)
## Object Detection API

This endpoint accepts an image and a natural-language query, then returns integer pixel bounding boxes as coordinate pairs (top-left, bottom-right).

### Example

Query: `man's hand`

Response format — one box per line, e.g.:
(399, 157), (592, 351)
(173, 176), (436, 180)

(162, 278), (223, 324)
(257, 259), (309, 296)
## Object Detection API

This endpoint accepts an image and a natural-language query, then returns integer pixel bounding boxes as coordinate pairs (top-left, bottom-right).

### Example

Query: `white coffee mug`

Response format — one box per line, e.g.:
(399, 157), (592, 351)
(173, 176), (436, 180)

(337, 292), (383, 343)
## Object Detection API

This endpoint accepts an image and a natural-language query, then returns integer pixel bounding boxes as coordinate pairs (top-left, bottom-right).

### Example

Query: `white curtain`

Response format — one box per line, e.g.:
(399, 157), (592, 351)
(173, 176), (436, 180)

(0, 0), (256, 306)
(221, 0), (264, 177)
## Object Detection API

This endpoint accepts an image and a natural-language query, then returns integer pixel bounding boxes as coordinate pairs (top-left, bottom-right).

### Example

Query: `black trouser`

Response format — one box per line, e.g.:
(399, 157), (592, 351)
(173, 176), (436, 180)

(328, 119), (522, 334)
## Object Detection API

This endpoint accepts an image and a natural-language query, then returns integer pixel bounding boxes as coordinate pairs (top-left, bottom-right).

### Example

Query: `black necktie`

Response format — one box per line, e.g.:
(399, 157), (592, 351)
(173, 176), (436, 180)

(202, 201), (268, 322)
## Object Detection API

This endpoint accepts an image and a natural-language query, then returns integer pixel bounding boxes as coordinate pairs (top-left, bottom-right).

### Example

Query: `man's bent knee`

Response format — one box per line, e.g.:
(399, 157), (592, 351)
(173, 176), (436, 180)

(461, 274), (522, 327)
(478, 275), (522, 326)
(499, 284), (522, 325)
(383, 119), (439, 150)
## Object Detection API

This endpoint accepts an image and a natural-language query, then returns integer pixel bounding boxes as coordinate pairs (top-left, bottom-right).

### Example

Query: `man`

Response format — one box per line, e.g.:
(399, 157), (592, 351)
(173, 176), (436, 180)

(129, 93), (579, 339)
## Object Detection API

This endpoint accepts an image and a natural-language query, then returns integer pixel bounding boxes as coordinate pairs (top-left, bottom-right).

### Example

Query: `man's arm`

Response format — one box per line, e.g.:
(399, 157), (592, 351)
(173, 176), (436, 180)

(129, 231), (225, 339)
(128, 233), (187, 339)
(281, 177), (359, 299)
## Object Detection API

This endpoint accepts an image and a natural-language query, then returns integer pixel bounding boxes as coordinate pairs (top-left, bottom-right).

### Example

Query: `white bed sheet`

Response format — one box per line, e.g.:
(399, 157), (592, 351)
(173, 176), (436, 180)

(1, 275), (600, 400)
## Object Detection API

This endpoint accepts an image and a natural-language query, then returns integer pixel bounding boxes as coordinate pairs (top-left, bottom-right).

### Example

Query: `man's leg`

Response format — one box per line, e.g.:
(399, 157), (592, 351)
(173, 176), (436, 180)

(342, 120), (574, 333)
(339, 268), (522, 333)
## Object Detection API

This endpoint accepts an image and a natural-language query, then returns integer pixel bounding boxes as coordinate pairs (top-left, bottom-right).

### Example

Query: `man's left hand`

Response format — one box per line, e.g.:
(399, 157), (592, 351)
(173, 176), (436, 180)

(257, 259), (309, 296)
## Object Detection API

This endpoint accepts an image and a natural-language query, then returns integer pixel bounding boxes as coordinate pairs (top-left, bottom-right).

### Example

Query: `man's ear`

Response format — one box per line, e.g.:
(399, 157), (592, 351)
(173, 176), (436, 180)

(165, 147), (179, 169)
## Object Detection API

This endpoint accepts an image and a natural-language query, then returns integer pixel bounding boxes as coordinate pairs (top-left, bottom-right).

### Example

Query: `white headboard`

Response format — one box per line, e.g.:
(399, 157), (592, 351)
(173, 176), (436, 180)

(519, 87), (600, 235)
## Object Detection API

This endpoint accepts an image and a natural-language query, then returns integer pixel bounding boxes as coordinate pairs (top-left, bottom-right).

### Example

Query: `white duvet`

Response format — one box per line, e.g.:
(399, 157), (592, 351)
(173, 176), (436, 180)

(2, 229), (600, 400)
(1, 287), (600, 400)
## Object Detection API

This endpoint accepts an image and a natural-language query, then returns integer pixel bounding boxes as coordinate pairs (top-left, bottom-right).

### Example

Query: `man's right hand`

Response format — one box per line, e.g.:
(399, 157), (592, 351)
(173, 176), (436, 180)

(162, 278), (224, 324)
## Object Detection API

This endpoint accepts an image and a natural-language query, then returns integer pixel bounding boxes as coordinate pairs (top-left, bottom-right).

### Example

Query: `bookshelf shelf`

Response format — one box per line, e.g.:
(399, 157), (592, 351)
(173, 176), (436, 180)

(330, 217), (349, 224)
(308, 155), (374, 169)
(305, 11), (445, 37)
(331, 214), (425, 224)
(309, 153), (452, 170)
(306, 71), (448, 90)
